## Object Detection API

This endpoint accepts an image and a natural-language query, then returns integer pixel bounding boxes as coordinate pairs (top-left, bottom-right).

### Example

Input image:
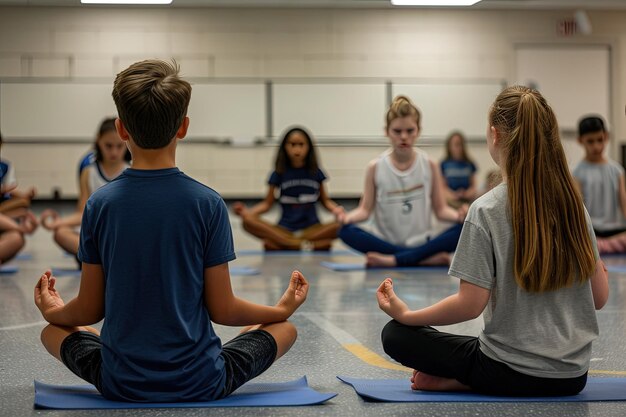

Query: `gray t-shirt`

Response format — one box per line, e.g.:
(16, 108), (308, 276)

(449, 184), (599, 378)
(573, 159), (626, 232)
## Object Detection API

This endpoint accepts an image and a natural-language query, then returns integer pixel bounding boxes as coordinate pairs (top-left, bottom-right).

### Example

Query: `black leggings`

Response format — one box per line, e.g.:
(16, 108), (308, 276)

(381, 320), (587, 397)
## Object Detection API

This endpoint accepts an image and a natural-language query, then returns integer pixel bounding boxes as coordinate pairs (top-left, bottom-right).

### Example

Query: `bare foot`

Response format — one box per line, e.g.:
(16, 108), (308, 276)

(418, 252), (451, 266)
(366, 252), (397, 267)
(411, 371), (470, 392)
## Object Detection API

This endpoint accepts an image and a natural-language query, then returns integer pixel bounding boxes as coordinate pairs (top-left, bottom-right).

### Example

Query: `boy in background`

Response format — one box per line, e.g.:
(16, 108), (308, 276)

(573, 115), (626, 253)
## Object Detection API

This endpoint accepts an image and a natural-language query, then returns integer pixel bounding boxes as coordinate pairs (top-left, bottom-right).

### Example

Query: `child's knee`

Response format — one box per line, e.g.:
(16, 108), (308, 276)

(283, 320), (297, 343)
(9, 230), (25, 248)
(338, 224), (355, 240)
(40, 324), (56, 351)
(381, 320), (406, 357)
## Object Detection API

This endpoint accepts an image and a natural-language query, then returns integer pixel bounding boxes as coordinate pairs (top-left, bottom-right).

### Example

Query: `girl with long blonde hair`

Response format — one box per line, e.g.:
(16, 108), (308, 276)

(376, 86), (608, 396)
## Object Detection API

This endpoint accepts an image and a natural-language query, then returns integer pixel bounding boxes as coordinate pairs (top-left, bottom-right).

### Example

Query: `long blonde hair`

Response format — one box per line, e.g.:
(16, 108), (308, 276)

(490, 86), (595, 292)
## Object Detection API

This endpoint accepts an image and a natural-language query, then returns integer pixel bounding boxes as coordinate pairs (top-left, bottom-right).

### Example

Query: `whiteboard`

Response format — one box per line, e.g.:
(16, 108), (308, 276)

(272, 83), (387, 139)
(515, 46), (610, 132)
(1, 82), (117, 139)
(0, 81), (266, 140)
(186, 83), (265, 139)
(2, 80), (505, 142)
(391, 82), (504, 139)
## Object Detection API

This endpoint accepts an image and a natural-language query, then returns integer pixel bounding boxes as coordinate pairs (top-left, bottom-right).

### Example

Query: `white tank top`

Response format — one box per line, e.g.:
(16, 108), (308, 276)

(85, 162), (129, 195)
(373, 149), (432, 247)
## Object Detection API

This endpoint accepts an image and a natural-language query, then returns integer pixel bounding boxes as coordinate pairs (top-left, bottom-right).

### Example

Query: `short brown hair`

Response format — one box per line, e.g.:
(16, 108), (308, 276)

(112, 59), (191, 149)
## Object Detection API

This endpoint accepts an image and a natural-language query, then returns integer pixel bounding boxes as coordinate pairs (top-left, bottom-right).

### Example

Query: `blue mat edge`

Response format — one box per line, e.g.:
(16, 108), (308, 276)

(337, 375), (626, 403)
(34, 377), (337, 409)
(320, 261), (448, 272)
(0, 264), (19, 273)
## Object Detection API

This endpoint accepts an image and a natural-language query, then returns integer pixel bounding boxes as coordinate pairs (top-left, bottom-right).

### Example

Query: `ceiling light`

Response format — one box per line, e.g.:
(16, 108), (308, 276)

(81, 0), (172, 4)
(391, 0), (482, 6)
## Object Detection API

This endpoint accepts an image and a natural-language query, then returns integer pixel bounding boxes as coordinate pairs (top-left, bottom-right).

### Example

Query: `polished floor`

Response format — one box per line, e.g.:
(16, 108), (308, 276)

(2, 202), (626, 417)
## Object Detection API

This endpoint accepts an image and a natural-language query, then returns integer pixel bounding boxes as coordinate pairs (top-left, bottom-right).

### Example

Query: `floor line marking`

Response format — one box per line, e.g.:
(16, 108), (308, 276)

(301, 312), (410, 372)
(589, 370), (626, 376)
(0, 321), (47, 331)
(300, 313), (626, 376)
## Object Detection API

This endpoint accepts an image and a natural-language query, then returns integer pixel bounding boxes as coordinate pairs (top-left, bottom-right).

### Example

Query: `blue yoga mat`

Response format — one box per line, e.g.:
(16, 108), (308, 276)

(320, 261), (448, 272)
(0, 264), (19, 274)
(338, 375), (626, 402)
(34, 377), (336, 409)
(15, 252), (33, 260)
(50, 268), (82, 277)
(230, 266), (261, 276)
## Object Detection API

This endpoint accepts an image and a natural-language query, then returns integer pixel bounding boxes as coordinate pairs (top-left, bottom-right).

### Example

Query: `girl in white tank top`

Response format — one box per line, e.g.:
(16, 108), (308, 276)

(40, 118), (130, 259)
(338, 96), (466, 267)
(373, 148), (432, 247)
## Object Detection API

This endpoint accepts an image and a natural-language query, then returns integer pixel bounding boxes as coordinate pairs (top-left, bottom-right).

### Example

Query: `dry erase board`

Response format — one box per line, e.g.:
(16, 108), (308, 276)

(515, 45), (610, 132)
(272, 83), (387, 139)
(185, 82), (265, 139)
(0, 81), (266, 140)
(0, 82), (117, 139)
(391, 82), (504, 139)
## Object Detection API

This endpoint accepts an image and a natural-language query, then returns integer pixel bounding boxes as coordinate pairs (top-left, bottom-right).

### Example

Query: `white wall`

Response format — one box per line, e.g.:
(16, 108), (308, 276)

(0, 6), (623, 198)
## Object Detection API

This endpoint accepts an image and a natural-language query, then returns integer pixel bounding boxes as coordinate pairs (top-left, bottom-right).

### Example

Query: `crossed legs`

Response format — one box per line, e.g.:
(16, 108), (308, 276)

(241, 214), (339, 251)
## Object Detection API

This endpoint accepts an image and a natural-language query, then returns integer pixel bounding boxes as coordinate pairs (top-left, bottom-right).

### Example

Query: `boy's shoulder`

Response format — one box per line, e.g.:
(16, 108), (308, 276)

(91, 169), (224, 203)
(574, 158), (624, 173)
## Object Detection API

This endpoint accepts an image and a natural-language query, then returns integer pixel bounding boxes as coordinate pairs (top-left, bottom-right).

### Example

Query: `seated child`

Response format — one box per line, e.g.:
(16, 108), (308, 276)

(440, 130), (478, 207)
(338, 96), (466, 267)
(35, 59), (309, 402)
(572, 115), (626, 253)
(39, 118), (130, 259)
(233, 126), (344, 251)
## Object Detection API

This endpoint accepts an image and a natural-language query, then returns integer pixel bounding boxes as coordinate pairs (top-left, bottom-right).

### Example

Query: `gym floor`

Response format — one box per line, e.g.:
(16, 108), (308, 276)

(2, 201), (626, 417)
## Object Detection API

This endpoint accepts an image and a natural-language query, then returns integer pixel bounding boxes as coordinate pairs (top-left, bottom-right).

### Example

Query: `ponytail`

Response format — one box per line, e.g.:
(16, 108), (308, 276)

(491, 86), (595, 292)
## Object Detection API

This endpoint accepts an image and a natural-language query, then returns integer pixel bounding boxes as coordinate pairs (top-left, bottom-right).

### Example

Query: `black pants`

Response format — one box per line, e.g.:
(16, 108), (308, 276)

(381, 320), (587, 397)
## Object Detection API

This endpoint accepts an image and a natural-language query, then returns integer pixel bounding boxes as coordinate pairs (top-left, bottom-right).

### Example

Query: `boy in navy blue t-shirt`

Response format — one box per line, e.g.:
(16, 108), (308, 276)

(34, 59), (309, 402)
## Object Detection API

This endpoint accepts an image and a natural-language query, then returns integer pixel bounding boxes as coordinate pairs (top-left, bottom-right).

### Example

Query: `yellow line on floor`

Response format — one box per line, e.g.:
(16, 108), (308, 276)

(589, 369), (626, 376)
(342, 343), (411, 372)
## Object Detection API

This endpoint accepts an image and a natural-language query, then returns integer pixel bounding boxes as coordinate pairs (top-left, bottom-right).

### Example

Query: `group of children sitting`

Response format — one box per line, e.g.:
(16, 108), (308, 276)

(0, 59), (613, 402)
(3, 98), (619, 270)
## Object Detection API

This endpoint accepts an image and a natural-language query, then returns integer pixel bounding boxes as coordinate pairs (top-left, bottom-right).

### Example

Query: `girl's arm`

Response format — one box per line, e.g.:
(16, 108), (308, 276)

(617, 173), (626, 219)
(204, 263), (308, 326)
(462, 172), (478, 201)
(0, 213), (22, 232)
(377, 277), (490, 326)
(430, 160), (465, 223)
(342, 160), (377, 224)
(45, 172), (91, 229)
(233, 185), (277, 217)
(318, 183), (345, 219)
(591, 259), (609, 310)
(75, 168), (91, 214)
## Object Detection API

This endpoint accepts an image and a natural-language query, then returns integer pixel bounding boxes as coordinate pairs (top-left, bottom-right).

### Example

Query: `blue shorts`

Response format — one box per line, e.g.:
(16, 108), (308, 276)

(60, 329), (278, 398)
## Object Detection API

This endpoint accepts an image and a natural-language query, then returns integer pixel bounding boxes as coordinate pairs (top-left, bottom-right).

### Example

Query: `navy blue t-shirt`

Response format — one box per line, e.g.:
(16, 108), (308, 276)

(78, 167), (235, 402)
(440, 159), (476, 191)
(269, 167), (326, 231)
(0, 160), (13, 202)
